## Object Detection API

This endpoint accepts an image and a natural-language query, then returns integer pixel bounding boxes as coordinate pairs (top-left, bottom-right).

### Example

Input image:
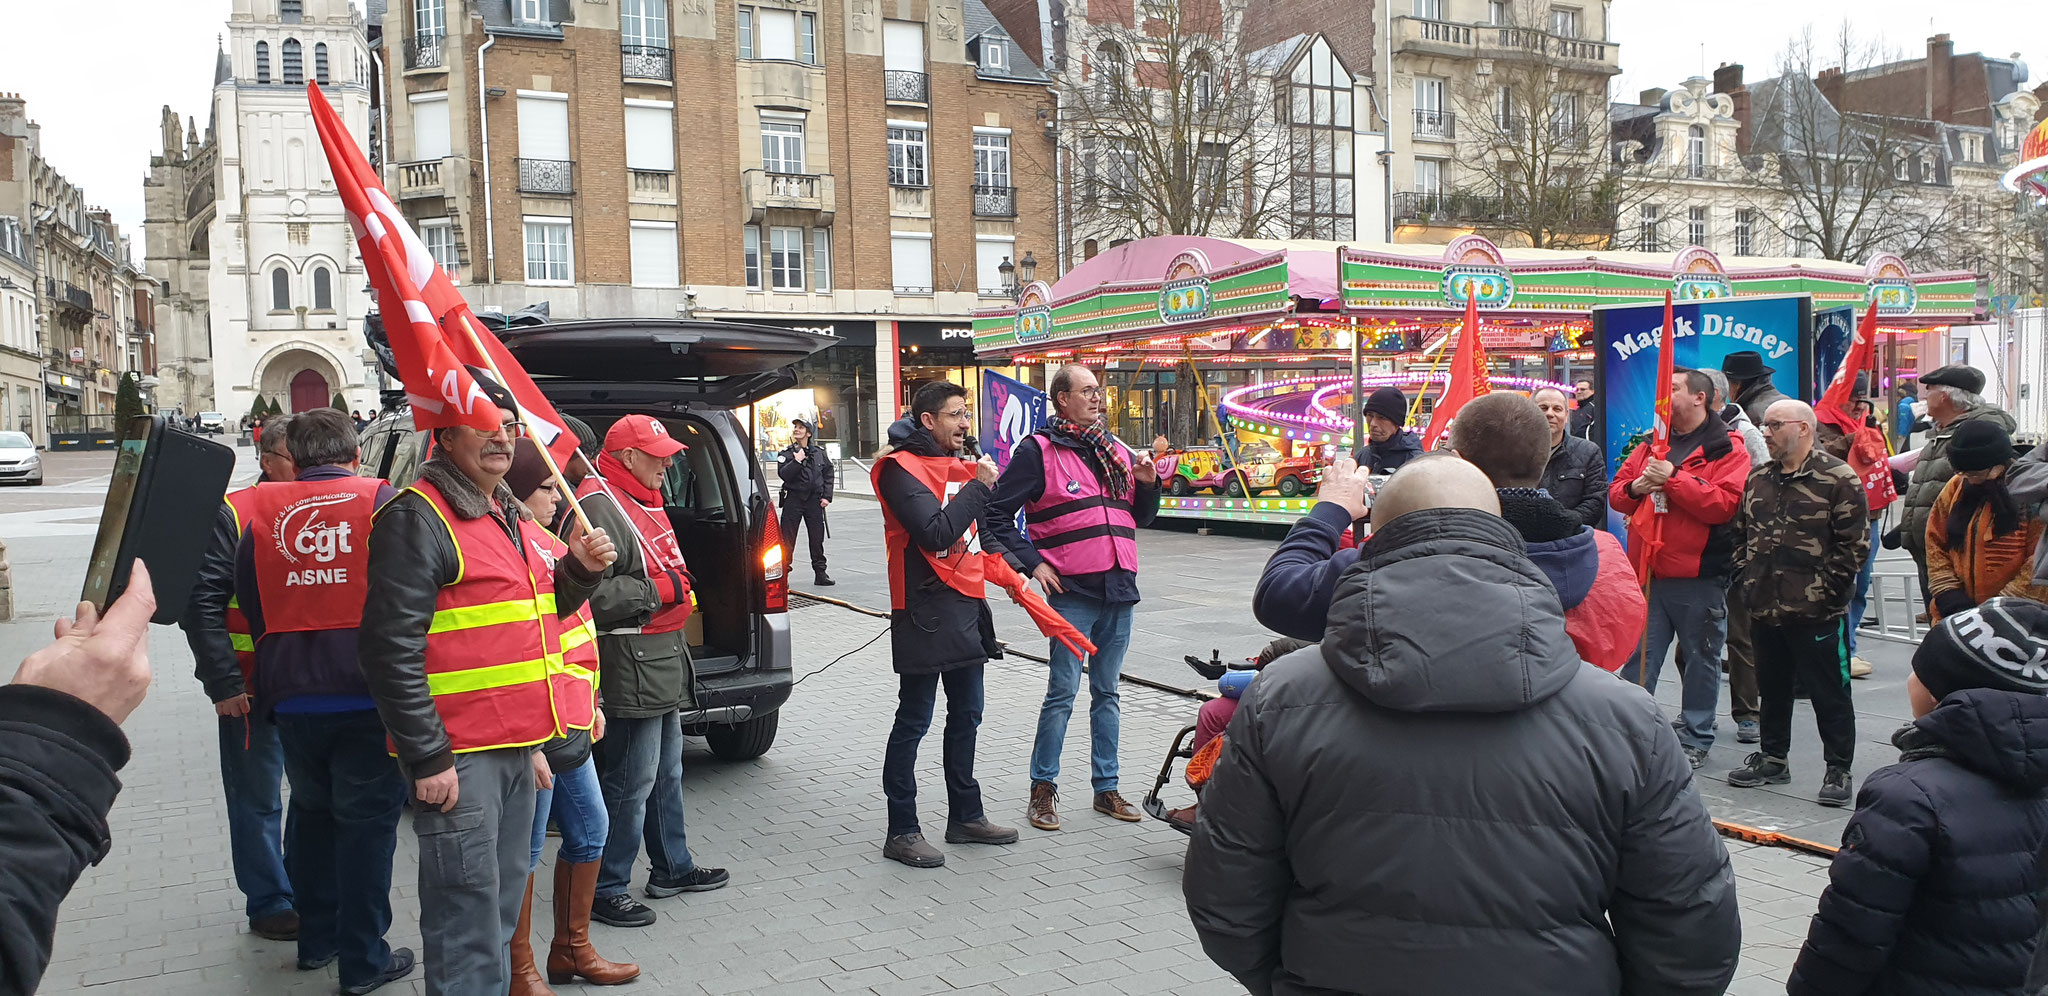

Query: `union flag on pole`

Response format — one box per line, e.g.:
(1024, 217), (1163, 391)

(1817, 302), (1898, 510)
(1421, 290), (1491, 450)
(306, 84), (579, 466)
(1628, 292), (1678, 581)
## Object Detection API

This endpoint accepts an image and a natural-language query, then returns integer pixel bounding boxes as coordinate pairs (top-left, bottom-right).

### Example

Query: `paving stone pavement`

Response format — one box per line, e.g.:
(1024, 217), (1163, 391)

(6, 461), (1839, 995)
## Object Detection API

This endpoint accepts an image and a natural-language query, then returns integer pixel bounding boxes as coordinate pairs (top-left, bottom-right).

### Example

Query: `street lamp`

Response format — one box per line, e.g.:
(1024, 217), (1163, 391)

(999, 256), (1016, 298)
(1018, 250), (1038, 286)
(1001, 252), (1039, 301)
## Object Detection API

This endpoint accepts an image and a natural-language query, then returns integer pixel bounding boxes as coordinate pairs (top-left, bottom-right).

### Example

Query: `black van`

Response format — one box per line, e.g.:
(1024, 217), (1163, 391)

(358, 318), (836, 760)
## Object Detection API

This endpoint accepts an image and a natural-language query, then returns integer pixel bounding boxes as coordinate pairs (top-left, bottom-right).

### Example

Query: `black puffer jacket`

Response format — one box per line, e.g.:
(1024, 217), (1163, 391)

(876, 418), (1004, 676)
(776, 443), (834, 506)
(1185, 508), (1741, 996)
(1541, 433), (1610, 528)
(1789, 689), (2048, 996)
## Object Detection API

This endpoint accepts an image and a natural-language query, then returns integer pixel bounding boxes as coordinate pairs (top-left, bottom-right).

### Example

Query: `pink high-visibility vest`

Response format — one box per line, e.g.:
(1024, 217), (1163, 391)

(1024, 436), (1139, 576)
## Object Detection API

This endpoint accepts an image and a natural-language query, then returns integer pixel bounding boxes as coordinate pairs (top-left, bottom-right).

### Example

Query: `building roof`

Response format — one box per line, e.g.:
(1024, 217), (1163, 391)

(965, 0), (1050, 83)
(979, 0), (1044, 70)
(214, 43), (233, 85)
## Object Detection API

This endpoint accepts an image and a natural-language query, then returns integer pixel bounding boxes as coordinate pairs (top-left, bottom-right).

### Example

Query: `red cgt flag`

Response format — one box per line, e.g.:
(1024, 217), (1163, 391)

(1817, 303), (1898, 510)
(1421, 291), (1491, 450)
(306, 84), (580, 467)
(1629, 292), (1678, 580)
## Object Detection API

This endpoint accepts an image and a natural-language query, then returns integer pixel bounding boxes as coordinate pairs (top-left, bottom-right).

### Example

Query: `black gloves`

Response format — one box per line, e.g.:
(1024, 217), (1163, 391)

(1933, 590), (1976, 619)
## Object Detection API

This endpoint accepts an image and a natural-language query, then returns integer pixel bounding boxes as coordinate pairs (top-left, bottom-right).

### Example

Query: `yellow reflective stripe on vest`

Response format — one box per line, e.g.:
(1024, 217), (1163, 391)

(428, 599), (543, 634)
(558, 661), (596, 683)
(561, 619), (596, 653)
(425, 657), (550, 696)
(230, 633), (256, 652)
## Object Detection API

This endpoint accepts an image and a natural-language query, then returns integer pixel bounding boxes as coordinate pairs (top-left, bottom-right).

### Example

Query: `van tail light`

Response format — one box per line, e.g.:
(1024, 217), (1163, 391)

(761, 540), (788, 613)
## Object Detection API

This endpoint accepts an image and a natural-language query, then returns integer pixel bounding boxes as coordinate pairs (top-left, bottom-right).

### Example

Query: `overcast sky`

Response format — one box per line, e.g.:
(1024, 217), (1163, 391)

(5, 1), (2040, 242)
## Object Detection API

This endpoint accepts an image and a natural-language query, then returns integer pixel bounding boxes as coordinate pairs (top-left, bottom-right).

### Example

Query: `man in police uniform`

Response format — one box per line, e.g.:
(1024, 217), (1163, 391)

(235, 409), (412, 993)
(359, 371), (615, 996)
(179, 413), (298, 943)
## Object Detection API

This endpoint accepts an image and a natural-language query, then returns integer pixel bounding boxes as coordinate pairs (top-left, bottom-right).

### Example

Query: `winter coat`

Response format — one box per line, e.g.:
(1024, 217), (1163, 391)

(576, 486), (695, 719)
(1789, 689), (2048, 996)
(776, 443), (834, 506)
(1731, 448), (1870, 624)
(1989, 440), (2048, 590)
(1569, 397), (1599, 440)
(1924, 475), (2048, 620)
(1539, 434), (1610, 528)
(1525, 524), (1648, 673)
(1736, 378), (1790, 426)
(876, 418), (1004, 676)
(1356, 428), (1422, 475)
(1903, 405), (2019, 560)
(1187, 507), (1741, 996)
(1609, 419), (1750, 581)
(1721, 403), (1770, 467)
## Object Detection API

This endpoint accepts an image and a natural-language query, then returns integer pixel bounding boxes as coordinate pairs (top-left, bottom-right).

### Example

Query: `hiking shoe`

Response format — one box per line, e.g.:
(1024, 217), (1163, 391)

(883, 833), (945, 868)
(1028, 781), (1060, 831)
(1727, 753), (1791, 788)
(1819, 766), (1854, 808)
(645, 866), (729, 898)
(1094, 790), (1143, 822)
(297, 953), (337, 972)
(590, 893), (656, 928)
(945, 818), (1020, 845)
(1849, 657), (1873, 679)
(1681, 745), (1709, 770)
(250, 910), (299, 941)
(340, 947), (415, 995)
(1735, 720), (1760, 744)
(814, 572), (836, 586)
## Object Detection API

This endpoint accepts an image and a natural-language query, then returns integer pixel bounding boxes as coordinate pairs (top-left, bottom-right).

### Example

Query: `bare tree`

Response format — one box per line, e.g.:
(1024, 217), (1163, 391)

(1031, 0), (1293, 254)
(1745, 25), (1957, 262)
(1445, 0), (1645, 248)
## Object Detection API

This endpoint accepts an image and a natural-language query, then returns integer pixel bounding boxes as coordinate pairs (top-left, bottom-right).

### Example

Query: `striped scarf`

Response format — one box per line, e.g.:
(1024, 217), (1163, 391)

(1047, 416), (1130, 499)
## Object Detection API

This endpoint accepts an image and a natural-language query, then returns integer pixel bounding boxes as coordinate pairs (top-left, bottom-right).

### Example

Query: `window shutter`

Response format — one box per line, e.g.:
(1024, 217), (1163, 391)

(624, 104), (674, 171)
(890, 235), (932, 292)
(629, 223), (679, 287)
(411, 93), (451, 160)
(517, 94), (571, 161)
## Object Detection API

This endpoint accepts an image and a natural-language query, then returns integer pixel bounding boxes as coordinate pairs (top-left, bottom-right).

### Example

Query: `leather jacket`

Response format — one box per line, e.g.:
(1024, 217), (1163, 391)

(179, 502), (246, 703)
(358, 459), (600, 777)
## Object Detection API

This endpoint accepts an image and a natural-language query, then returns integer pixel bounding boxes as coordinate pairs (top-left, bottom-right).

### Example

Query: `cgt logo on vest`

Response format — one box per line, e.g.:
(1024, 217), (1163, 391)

(271, 492), (360, 585)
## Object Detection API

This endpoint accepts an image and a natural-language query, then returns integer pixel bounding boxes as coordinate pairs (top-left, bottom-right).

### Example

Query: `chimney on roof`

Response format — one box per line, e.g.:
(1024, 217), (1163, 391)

(1640, 87), (1668, 107)
(1928, 33), (1954, 121)
(1713, 63), (1744, 94)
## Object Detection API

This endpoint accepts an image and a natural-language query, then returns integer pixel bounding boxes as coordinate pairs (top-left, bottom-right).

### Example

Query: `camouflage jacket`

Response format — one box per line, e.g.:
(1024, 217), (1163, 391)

(1732, 448), (1870, 623)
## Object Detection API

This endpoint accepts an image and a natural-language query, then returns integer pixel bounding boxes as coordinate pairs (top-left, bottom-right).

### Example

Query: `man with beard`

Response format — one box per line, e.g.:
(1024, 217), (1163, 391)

(1353, 386), (1421, 474)
(1725, 400), (1868, 807)
(358, 370), (616, 996)
(776, 418), (835, 586)
(985, 364), (1160, 831)
(1923, 420), (2048, 620)
(1610, 369), (1751, 769)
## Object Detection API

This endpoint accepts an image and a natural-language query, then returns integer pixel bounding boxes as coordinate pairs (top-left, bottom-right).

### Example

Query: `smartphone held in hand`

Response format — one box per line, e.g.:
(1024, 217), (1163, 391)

(80, 415), (236, 623)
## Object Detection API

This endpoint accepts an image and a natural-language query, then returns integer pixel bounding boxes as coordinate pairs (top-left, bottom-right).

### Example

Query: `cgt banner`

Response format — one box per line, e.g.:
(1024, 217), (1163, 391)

(982, 370), (1048, 533)
(1594, 294), (1813, 478)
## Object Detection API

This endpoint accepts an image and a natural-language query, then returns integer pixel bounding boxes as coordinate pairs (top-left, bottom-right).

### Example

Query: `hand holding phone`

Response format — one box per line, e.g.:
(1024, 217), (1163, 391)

(15, 561), (156, 725)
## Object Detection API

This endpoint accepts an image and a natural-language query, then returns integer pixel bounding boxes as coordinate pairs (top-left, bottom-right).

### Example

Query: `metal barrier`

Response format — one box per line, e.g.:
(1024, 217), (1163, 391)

(1860, 571), (1926, 645)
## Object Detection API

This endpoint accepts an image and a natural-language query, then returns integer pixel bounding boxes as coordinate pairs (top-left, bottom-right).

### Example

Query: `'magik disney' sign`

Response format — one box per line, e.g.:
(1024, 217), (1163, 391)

(1609, 312), (1796, 364)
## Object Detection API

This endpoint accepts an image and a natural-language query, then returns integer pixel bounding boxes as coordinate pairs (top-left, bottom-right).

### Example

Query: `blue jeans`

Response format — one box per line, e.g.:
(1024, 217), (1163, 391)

(216, 713), (294, 920)
(1620, 576), (1728, 752)
(593, 712), (697, 898)
(1030, 592), (1133, 793)
(275, 710), (407, 990)
(883, 664), (986, 837)
(530, 756), (609, 869)
(1847, 518), (1882, 654)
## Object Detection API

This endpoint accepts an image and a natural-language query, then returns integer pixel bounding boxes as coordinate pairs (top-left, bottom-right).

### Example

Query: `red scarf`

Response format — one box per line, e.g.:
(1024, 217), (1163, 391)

(597, 451), (664, 507)
(591, 451), (692, 634)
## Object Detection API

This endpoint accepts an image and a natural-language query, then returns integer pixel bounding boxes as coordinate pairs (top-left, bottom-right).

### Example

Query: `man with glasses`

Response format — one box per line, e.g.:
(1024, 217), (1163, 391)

(1569, 379), (1599, 440)
(359, 370), (617, 996)
(986, 364), (1160, 832)
(872, 381), (1020, 867)
(1725, 400), (1868, 808)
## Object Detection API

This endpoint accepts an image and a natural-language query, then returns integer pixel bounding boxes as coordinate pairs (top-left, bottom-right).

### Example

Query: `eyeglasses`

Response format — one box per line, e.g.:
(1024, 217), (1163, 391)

(1067, 387), (1105, 401)
(1762, 420), (1800, 431)
(480, 419), (528, 439)
(941, 408), (974, 422)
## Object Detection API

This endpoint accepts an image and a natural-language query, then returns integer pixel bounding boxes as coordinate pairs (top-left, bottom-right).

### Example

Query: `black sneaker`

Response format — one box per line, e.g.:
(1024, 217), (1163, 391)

(339, 947), (415, 995)
(1727, 753), (1791, 788)
(814, 572), (836, 586)
(297, 953), (337, 972)
(645, 866), (730, 898)
(591, 892), (657, 928)
(1818, 766), (1854, 808)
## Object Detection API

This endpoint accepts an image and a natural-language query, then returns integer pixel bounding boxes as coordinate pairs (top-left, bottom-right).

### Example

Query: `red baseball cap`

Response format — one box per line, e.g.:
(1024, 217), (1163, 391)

(604, 414), (686, 458)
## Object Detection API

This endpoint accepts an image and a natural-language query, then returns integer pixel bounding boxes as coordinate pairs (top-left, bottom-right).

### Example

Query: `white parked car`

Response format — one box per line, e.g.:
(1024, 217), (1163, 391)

(196, 411), (227, 435)
(0, 432), (41, 486)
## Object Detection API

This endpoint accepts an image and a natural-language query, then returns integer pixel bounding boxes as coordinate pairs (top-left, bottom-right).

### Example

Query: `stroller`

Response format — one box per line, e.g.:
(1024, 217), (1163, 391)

(1141, 649), (1262, 836)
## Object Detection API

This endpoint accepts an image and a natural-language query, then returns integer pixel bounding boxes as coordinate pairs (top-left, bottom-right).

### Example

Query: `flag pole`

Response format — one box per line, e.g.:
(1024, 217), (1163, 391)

(454, 315), (599, 536)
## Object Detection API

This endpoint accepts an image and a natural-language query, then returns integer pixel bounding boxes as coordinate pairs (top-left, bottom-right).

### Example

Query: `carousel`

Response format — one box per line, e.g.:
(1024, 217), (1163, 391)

(972, 234), (1983, 524)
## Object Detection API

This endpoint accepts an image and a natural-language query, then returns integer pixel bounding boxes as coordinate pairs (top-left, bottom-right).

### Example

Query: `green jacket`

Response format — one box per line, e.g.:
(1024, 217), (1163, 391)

(1732, 448), (1869, 623)
(579, 487), (695, 719)
(1901, 405), (2017, 559)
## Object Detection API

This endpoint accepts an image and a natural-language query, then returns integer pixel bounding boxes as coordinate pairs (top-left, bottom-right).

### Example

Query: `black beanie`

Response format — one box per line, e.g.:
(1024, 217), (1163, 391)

(1946, 418), (2015, 473)
(1912, 598), (2048, 703)
(1364, 386), (1408, 425)
(505, 437), (553, 502)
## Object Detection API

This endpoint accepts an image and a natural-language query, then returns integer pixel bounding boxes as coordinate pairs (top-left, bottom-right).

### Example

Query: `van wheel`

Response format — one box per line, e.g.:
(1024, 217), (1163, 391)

(705, 711), (780, 761)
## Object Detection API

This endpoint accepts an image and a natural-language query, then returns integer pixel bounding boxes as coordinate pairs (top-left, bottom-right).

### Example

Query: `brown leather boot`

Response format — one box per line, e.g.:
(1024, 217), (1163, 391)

(547, 859), (641, 986)
(510, 874), (556, 996)
(1028, 781), (1061, 831)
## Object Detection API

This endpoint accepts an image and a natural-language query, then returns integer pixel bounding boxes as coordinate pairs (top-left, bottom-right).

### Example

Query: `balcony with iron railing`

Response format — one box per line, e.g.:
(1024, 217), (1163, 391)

(517, 158), (574, 195)
(972, 184), (1017, 218)
(884, 70), (929, 103)
(47, 279), (94, 318)
(1413, 108), (1455, 141)
(621, 44), (672, 81)
(405, 34), (445, 71)
(742, 169), (835, 224)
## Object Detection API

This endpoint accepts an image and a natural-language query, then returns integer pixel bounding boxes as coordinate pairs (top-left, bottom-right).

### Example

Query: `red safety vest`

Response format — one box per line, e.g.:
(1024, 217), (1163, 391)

(389, 477), (562, 753)
(248, 478), (382, 634)
(575, 475), (692, 634)
(222, 487), (261, 686)
(526, 527), (598, 731)
(872, 451), (988, 611)
(1023, 435), (1140, 576)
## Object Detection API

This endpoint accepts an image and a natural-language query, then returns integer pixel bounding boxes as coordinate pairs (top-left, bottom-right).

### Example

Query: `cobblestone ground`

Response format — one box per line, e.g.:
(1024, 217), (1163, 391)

(8, 452), (1837, 995)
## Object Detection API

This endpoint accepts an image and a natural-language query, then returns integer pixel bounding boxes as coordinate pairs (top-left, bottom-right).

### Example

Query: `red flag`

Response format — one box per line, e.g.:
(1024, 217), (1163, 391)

(1629, 292), (1678, 580)
(1421, 291), (1491, 449)
(1817, 303), (1898, 510)
(985, 555), (1098, 657)
(306, 85), (580, 467)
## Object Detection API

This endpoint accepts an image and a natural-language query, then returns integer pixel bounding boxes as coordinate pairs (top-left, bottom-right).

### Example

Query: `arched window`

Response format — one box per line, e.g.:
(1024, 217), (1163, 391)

(282, 39), (303, 84)
(256, 41), (271, 83)
(1188, 52), (1215, 112)
(1686, 124), (1706, 177)
(312, 266), (332, 310)
(271, 267), (291, 310)
(315, 43), (329, 85)
(1094, 41), (1125, 96)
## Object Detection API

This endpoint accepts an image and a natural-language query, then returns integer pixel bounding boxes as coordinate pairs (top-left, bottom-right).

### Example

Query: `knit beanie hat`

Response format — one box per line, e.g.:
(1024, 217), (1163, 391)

(1364, 386), (1408, 425)
(1946, 418), (2015, 472)
(563, 413), (599, 459)
(505, 438), (554, 503)
(1912, 597), (2048, 702)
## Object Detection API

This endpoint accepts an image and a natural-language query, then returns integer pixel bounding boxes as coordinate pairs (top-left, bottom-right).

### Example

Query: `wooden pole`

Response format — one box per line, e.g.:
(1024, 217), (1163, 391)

(454, 314), (598, 536)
